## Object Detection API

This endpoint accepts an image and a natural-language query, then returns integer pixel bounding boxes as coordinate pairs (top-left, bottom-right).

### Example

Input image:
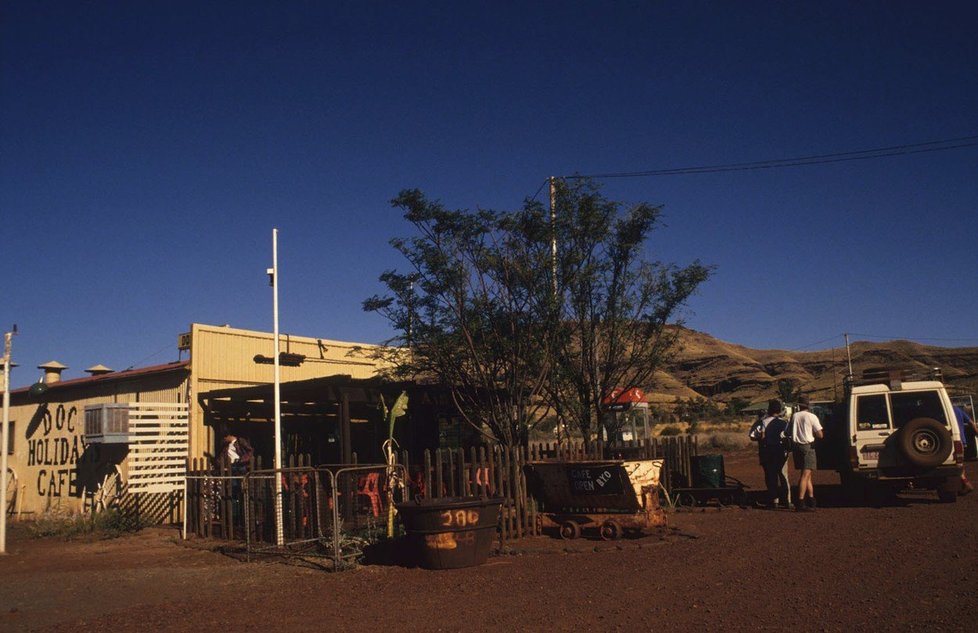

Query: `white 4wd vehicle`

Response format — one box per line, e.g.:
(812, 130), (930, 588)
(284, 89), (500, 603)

(815, 368), (965, 504)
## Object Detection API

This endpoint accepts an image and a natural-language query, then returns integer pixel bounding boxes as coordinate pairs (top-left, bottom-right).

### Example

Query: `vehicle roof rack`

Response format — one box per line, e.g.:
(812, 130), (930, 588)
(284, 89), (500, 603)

(844, 366), (943, 391)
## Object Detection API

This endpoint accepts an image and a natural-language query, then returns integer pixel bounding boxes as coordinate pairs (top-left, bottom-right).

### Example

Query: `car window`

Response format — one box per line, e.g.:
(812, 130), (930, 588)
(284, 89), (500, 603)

(855, 395), (889, 431)
(890, 391), (948, 428)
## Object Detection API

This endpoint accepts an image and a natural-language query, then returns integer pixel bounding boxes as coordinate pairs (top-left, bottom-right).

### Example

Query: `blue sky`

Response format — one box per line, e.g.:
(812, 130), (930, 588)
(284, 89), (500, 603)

(2, 1), (977, 388)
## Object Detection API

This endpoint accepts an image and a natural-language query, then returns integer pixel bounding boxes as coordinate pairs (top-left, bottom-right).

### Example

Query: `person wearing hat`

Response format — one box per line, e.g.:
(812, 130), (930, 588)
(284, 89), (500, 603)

(789, 395), (823, 511)
(220, 432), (253, 475)
(748, 398), (791, 509)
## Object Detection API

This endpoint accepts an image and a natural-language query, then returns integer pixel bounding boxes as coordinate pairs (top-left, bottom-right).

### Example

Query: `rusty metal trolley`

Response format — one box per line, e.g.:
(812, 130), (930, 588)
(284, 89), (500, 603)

(524, 459), (667, 540)
(669, 476), (748, 508)
(669, 454), (748, 508)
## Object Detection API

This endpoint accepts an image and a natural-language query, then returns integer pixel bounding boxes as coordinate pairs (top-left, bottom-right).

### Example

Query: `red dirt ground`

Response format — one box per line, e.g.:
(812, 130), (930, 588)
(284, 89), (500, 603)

(2, 449), (977, 632)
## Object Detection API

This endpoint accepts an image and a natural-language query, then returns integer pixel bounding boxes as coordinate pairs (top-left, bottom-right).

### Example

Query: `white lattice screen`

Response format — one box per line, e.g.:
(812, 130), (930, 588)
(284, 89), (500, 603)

(123, 402), (189, 494)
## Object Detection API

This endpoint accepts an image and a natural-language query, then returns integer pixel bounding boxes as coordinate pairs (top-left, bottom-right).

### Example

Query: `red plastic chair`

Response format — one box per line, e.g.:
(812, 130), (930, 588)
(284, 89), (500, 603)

(473, 466), (493, 493)
(358, 472), (382, 517)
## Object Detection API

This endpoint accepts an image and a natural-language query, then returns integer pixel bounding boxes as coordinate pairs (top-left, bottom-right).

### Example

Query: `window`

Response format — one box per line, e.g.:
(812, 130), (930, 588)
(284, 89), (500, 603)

(856, 395), (889, 431)
(890, 391), (948, 428)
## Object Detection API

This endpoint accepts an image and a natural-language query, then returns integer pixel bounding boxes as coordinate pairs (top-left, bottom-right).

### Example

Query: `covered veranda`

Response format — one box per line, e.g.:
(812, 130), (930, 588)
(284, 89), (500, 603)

(198, 375), (462, 467)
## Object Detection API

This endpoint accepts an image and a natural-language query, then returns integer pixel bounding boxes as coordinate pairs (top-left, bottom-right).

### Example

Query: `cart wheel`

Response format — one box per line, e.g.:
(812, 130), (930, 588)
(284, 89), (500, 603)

(559, 521), (581, 540)
(676, 492), (697, 508)
(599, 520), (622, 541)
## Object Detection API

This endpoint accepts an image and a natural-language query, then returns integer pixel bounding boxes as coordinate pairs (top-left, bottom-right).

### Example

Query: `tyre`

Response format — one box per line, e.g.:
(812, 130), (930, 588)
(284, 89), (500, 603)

(676, 492), (697, 508)
(599, 520), (622, 541)
(897, 417), (952, 468)
(559, 521), (580, 540)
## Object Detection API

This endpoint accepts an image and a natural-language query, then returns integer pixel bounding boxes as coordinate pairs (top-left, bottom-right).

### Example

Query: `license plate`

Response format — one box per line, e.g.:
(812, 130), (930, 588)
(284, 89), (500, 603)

(863, 451), (880, 462)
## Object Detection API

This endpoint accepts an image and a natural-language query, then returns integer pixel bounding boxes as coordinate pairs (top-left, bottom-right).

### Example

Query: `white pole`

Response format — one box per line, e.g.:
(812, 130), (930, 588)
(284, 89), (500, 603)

(1, 328), (14, 555)
(271, 229), (284, 546)
(844, 332), (854, 379)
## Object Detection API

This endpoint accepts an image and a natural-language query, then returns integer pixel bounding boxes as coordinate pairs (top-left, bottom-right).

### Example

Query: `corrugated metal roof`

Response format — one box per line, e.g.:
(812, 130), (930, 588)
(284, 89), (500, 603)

(11, 360), (189, 395)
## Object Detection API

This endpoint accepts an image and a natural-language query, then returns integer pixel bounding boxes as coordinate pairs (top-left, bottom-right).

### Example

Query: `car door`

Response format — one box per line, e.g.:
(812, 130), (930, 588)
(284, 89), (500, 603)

(851, 393), (892, 468)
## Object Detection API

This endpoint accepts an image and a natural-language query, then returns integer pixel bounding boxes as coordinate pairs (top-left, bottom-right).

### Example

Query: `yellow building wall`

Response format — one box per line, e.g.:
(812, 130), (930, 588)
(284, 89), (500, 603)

(186, 323), (391, 462)
(3, 323), (391, 520)
(5, 371), (189, 518)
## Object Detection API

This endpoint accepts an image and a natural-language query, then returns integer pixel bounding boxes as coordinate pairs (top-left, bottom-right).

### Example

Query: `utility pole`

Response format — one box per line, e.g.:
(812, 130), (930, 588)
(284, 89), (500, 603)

(1, 325), (16, 555)
(844, 332), (854, 379)
(549, 176), (557, 296)
(549, 177), (563, 444)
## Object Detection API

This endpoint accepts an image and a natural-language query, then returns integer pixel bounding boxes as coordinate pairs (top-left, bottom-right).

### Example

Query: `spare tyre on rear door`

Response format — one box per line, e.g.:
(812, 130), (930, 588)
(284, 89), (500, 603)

(897, 417), (953, 468)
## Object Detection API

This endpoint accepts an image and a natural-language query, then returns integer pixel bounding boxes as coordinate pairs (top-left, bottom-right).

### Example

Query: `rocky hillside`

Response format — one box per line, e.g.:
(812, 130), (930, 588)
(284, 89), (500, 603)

(651, 328), (978, 404)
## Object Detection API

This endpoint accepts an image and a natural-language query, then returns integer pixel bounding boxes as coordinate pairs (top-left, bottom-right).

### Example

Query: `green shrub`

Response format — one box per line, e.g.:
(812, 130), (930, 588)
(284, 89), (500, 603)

(658, 425), (682, 436)
(28, 508), (147, 540)
(699, 432), (752, 451)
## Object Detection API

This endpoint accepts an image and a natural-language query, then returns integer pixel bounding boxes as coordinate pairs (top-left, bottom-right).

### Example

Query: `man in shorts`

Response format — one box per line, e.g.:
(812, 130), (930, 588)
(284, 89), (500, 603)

(790, 395), (823, 512)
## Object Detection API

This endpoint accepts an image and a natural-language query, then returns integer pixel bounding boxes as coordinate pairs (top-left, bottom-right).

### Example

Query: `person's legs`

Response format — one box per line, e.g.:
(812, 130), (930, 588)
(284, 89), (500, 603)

(781, 460), (792, 506)
(793, 446), (808, 509)
(801, 470), (813, 496)
(776, 456), (789, 506)
(961, 472), (975, 495)
(803, 444), (818, 508)
(761, 459), (780, 506)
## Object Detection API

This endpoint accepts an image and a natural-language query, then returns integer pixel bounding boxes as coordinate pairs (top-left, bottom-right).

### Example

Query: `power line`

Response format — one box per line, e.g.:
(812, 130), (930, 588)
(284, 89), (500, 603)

(527, 178), (549, 203)
(787, 335), (845, 352)
(526, 134), (978, 199)
(124, 342), (174, 371)
(847, 332), (978, 345)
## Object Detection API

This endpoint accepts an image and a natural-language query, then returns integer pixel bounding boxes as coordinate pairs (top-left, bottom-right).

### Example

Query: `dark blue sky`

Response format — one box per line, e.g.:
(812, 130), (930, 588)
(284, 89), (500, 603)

(2, 1), (977, 387)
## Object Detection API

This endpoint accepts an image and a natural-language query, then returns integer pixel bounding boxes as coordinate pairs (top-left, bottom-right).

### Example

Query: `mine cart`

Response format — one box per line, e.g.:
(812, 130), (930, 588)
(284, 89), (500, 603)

(524, 459), (667, 540)
(669, 454), (747, 508)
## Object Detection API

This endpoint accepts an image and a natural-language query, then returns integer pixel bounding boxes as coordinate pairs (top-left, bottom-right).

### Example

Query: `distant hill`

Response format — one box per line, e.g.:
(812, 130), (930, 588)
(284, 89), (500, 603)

(650, 327), (978, 405)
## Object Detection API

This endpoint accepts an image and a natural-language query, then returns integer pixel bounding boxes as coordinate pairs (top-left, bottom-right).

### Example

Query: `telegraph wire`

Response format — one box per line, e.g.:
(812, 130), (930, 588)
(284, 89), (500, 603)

(527, 178), (549, 204)
(528, 134), (978, 200)
(124, 342), (174, 371)
(846, 332), (978, 344)
(576, 134), (978, 179)
(787, 335), (845, 352)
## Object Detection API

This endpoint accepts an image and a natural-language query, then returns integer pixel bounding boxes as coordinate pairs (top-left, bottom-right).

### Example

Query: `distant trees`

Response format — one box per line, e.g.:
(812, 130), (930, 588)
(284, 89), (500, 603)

(724, 397), (751, 417)
(365, 179), (712, 447)
(673, 396), (722, 422)
(776, 378), (803, 404)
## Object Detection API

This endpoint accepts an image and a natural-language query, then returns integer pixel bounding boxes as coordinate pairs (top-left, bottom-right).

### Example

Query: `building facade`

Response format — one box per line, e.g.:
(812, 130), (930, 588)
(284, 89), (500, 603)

(3, 323), (390, 520)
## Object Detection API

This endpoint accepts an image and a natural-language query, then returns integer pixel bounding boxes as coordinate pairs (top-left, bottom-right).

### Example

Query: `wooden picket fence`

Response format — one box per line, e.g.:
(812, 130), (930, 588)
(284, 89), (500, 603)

(527, 435), (699, 492)
(184, 454), (313, 542)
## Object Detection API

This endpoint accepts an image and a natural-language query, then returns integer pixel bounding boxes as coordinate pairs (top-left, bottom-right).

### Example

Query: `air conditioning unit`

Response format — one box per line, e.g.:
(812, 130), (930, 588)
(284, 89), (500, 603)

(84, 404), (132, 444)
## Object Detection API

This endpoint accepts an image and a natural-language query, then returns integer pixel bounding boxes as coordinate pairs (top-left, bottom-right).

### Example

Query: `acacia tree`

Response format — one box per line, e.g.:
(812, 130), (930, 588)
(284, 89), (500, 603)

(543, 178), (713, 445)
(363, 190), (557, 447)
(776, 378), (803, 404)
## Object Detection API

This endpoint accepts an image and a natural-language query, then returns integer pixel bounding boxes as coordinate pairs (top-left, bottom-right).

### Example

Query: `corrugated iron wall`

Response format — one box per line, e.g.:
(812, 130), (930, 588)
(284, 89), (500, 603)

(189, 323), (391, 462)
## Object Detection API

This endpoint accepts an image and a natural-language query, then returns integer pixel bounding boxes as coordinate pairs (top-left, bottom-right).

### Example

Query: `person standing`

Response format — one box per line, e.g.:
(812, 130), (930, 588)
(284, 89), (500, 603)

(220, 433), (253, 475)
(749, 398), (790, 509)
(790, 395), (823, 512)
(953, 405), (977, 495)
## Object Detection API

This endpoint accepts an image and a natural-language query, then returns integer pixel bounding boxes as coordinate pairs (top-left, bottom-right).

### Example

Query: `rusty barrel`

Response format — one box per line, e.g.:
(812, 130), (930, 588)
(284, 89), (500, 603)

(396, 496), (503, 570)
